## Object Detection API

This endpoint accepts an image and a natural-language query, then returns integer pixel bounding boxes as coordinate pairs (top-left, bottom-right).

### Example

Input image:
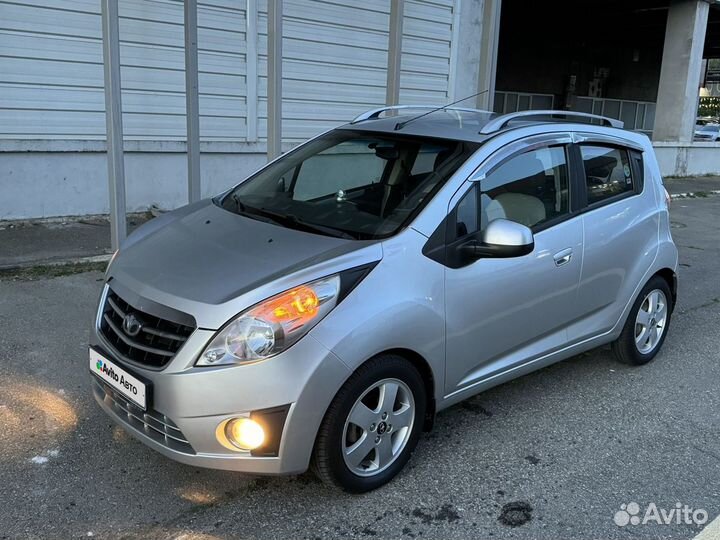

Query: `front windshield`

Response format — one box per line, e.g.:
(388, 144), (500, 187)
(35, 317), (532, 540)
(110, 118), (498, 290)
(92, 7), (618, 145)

(699, 125), (719, 133)
(219, 130), (478, 239)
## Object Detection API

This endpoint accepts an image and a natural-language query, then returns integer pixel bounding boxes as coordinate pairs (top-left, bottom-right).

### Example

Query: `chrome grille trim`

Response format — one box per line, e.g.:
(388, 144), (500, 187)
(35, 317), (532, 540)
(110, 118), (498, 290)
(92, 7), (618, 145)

(106, 294), (126, 318)
(98, 287), (195, 369)
(102, 313), (175, 357)
(93, 377), (195, 454)
(142, 326), (189, 342)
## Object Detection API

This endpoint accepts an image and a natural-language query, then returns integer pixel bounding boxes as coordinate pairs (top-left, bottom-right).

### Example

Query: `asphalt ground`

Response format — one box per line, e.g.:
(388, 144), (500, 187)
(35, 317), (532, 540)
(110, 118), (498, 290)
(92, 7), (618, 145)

(0, 196), (719, 540)
(0, 215), (148, 270)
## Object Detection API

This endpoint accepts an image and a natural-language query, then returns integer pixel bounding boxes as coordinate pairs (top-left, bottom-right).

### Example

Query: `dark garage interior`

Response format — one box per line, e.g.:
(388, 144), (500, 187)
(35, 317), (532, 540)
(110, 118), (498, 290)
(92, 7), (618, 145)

(496, 0), (720, 122)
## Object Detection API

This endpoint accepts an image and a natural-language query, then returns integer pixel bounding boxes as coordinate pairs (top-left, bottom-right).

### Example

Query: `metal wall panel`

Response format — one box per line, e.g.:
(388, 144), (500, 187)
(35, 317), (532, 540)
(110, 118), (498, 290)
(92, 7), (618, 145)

(0, 0), (456, 144)
(401, 0), (454, 104)
(256, 0), (456, 142)
(0, 0), (248, 141)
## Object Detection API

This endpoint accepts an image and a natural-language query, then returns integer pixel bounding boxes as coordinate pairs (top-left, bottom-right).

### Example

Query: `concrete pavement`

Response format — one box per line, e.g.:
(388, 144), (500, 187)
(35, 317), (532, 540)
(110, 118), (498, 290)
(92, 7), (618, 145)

(0, 197), (719, 539)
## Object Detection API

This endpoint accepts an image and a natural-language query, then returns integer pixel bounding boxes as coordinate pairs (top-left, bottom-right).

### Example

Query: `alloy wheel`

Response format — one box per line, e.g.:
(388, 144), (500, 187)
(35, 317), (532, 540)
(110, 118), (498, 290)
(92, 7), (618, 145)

(342, 378), (415, 477)
(634, 289), (668, 354)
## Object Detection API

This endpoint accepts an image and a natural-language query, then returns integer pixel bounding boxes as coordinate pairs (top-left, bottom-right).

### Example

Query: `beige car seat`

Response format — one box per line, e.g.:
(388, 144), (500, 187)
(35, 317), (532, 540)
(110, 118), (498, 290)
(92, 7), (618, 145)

(487, 192), (546, 228)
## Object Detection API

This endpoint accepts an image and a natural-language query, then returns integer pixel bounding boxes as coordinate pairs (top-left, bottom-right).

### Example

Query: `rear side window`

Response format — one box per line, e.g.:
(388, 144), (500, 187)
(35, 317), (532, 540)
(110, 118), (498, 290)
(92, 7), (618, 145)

(580, 146), (634, 205)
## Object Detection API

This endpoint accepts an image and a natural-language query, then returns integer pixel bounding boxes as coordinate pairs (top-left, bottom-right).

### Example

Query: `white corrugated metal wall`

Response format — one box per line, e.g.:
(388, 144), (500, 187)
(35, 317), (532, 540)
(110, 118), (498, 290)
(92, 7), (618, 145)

(0, 0), (456, 144)
(0, 0), (249, 141)
(0, 0), (466, 219)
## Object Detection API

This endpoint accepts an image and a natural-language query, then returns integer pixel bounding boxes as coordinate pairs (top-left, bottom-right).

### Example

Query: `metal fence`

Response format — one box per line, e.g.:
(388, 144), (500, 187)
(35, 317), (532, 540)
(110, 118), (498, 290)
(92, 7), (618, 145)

(494, 91), (656, 135)
(493, 91), (554, 114)
(573, 97), (656, 135)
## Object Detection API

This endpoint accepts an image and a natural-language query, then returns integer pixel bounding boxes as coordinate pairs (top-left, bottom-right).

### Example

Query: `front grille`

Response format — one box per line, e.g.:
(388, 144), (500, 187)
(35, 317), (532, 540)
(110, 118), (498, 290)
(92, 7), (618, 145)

(93, 377), (195, 454)
(99, 288), (195, 369)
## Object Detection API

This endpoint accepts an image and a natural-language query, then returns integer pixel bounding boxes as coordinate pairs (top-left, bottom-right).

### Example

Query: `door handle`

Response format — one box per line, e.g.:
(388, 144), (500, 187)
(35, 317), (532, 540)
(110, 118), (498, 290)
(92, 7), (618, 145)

(553, 248), (573, 267)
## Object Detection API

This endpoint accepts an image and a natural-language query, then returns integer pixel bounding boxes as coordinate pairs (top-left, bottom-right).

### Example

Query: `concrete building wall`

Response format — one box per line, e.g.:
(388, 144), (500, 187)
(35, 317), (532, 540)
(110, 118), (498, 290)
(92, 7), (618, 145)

(0, 142), (269, 219)
(654, 143), (720, 177)
(653, 0), (710, 143)
(0, 0), (481, 220)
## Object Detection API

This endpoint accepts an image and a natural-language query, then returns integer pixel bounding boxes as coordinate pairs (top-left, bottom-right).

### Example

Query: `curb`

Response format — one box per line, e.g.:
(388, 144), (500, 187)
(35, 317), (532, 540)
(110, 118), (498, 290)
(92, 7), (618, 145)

(0, 210), (155, 230)
(0, 253), (112, 273)
(670, 190), (720, 199)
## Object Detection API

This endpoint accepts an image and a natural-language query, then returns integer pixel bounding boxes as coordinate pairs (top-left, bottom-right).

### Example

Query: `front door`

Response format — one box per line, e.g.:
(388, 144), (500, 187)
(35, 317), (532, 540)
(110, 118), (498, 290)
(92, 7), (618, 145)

(443, 144), (584, 395)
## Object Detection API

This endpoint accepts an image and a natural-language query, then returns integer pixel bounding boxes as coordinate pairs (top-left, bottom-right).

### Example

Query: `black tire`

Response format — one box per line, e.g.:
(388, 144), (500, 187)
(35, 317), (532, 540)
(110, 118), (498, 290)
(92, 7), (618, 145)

(612, 275), (673, 366)
(311, 354), (427, 492)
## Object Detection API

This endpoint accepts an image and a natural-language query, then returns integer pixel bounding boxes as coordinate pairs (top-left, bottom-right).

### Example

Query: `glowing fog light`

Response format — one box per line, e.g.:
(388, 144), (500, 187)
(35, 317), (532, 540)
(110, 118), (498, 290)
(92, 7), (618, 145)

(224, 418), (265, 451)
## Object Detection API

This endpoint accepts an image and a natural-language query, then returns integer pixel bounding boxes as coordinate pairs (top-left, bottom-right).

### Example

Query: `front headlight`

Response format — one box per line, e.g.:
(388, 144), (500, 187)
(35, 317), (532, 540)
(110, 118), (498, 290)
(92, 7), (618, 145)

(197, 275), (341, 366)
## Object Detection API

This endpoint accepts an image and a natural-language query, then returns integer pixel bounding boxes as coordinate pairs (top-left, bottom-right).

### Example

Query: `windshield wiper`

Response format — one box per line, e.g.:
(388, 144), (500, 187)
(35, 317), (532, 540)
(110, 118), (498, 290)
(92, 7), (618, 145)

(252, 207), (357, 240)
(227, 194), (288, 227)
(230, 192), (248, 213)
(227, 194), (356, 239)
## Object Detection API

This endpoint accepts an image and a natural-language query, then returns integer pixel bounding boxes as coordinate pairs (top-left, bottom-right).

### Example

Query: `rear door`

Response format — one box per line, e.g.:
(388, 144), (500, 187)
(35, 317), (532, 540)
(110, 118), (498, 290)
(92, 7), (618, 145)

(568, 137), (659, 341)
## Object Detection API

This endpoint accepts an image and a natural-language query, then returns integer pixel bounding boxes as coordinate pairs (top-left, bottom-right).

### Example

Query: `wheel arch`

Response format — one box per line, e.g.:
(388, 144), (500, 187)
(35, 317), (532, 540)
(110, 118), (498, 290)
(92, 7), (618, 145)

(325, 347), (437, 433)
(379, 348), (436, 431)
(609, 265), (678, 342)
(653, 267), (677, 312)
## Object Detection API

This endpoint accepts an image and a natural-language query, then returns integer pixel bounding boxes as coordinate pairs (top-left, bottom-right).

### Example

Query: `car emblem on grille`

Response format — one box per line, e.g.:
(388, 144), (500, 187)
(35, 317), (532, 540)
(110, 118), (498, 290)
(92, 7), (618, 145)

(122, 313), (143, 337)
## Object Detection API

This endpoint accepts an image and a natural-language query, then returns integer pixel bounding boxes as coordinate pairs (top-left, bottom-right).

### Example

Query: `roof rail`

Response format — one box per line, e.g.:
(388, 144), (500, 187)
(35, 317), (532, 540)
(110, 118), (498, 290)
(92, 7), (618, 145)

(351, 105), (492, 124)
(479, 110), (623, 134)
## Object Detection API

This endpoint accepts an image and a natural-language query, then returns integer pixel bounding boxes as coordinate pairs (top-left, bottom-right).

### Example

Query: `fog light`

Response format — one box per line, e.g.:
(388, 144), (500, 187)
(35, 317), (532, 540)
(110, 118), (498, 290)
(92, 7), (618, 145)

(225, 418), (265, 451)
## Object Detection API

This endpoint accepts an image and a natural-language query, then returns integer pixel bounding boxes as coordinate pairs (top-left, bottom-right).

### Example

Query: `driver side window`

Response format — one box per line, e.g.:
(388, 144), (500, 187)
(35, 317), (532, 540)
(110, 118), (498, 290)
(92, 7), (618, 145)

(455, 185), (479, 238)
(452, 145), (571, 240)
(480, 146), (570, 230)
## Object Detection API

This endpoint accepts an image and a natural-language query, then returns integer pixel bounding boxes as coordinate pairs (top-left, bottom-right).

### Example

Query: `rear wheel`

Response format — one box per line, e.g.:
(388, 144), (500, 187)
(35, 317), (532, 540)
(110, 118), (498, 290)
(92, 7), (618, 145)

(612, 276), (673, 365)
(311, 354), (426, 492)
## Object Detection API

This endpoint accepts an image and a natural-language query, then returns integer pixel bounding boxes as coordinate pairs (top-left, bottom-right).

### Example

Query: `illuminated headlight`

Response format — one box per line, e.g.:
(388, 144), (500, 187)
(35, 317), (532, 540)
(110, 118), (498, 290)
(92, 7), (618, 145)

(197, 275), (340, 366)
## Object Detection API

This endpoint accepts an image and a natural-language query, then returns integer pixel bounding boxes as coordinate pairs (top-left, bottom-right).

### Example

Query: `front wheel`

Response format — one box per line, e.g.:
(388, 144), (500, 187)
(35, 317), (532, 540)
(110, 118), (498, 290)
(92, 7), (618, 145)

(311, 354), (427, 492)
(612, 276), (673, 365)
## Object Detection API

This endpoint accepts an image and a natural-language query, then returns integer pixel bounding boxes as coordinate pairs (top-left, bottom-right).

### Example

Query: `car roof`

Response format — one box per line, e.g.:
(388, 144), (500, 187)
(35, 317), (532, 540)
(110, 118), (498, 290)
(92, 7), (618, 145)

(342, 110), (494, 143)
(340, 106), (631, 144)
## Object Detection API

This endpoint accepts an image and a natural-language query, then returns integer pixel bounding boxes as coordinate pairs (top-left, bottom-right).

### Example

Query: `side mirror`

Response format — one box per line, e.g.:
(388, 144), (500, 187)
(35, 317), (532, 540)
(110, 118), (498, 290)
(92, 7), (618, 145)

(459, 219), (534, 260)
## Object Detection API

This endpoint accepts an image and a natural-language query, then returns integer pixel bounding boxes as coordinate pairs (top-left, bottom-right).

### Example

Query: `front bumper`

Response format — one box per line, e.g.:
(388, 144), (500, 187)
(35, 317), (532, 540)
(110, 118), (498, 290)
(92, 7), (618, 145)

(89, 324), (350, 475)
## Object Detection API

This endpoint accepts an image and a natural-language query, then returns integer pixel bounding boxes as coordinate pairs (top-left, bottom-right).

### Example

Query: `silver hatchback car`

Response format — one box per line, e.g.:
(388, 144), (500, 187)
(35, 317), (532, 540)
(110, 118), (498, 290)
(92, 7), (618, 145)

(90, 107), (678, 492)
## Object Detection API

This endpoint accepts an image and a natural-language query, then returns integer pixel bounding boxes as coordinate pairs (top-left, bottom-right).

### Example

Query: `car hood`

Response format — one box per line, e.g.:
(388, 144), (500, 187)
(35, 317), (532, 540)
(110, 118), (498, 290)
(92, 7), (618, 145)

(109, 200), (372, 306)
